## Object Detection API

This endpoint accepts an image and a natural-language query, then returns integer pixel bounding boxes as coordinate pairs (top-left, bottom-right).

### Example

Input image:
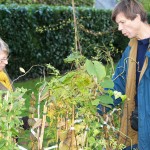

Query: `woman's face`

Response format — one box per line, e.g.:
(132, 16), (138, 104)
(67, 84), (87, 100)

(115, 12), (141, 39)
(0, 51), (8, 71)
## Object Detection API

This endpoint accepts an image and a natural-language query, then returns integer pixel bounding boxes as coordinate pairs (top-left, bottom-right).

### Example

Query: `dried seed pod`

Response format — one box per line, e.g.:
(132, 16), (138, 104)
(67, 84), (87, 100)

(29, 107), (36, 114)
(28, 118), (36, 127)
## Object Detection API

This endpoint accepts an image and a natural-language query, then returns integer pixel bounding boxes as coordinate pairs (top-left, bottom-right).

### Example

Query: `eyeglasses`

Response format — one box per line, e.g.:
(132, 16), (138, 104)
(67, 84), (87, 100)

(0, 56), (9, 62)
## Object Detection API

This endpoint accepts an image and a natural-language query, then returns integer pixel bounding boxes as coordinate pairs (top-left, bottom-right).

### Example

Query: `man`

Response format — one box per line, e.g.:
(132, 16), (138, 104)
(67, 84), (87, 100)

(111, 0), (150, 149)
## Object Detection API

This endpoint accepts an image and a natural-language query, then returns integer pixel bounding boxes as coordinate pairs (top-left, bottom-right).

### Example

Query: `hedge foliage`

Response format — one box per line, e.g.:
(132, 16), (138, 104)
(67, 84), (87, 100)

(0, 0), (94, 6)
(0, 4), (129, 80)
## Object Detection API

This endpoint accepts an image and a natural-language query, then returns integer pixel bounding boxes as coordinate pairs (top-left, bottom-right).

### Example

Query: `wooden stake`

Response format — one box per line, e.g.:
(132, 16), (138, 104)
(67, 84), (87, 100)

(39, 102), (47, 149)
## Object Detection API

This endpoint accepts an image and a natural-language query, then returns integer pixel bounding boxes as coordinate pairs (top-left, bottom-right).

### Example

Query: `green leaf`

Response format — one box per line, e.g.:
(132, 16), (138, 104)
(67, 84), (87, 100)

(85, 59), (96, 76)
(10, 128), (19, 136)
(85, 59), (106, 82)
(0, 139), (6, 148)
(120, 95), (127, 102)
(59, 71), (75, 83)
(93, 61), (106, 81)
(91, 99), (100, 106)
(88, 137), (95, 145)
(101, 79), (114, 88)
(97, 95), (113, 105)
(64, 52), (84, 63)
(93, 129), (100, 136)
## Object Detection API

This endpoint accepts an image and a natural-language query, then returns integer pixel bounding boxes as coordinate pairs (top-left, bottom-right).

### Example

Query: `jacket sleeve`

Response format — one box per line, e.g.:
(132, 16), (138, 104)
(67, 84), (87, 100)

(112, 46), (130, 106)
(97, 46), (130, 115)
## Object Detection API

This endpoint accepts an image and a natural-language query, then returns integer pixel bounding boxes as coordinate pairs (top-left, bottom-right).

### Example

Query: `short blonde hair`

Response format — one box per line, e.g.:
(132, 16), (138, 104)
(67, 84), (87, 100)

(0, 38), (9, 55)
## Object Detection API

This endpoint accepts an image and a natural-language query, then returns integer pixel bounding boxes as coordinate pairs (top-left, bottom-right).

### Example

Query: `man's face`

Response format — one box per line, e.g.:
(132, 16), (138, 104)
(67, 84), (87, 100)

(115, 12), (141, 39)
(0, 51), (8, 71)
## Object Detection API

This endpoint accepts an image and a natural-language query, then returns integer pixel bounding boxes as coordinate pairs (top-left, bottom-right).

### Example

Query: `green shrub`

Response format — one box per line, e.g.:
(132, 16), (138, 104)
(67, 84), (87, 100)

(0, 0), (94, 6)
(0, 5), (129, 80)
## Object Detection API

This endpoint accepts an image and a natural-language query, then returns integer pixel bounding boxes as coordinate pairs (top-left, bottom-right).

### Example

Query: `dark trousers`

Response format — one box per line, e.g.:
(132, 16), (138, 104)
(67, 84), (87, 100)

(123, 144), (138, 150)
(16, 116), (30, 142)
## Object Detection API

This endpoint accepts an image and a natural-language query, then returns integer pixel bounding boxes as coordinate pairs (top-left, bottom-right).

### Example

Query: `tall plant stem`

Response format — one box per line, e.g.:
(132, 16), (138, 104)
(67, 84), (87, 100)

(72, 0), (82, 54)
(12, 65), (45, 85)
(37, 84), (47, 150)
(72, 0), (78, 52)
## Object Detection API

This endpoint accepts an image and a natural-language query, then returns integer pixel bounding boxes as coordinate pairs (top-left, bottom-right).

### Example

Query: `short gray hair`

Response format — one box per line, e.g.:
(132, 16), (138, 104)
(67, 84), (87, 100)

(0, 38), (9, 55)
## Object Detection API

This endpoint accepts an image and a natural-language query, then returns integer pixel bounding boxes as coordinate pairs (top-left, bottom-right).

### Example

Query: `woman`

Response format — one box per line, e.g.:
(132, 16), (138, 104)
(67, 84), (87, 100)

(0, 38), (29, 139)
(0, 38), (12, 91)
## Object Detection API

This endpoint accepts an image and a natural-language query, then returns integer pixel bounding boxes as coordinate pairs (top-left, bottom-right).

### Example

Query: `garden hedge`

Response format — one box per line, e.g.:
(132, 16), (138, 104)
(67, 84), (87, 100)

(0, 0), (94, 6)
(0, 4), (131, 80)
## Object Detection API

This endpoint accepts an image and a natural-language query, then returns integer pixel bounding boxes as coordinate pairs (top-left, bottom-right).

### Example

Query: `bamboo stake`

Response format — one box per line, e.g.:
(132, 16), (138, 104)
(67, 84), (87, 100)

(72, 0), (78, 52)
(39, 102), (47, 149)
(37, 93), (41, 150)
(37, 84), (47, 150)
(65, 111), (69, 130)
(72, 0), (82, 54)
(56, 127), (58, 150)
(82, 125), (88, 148)
(71, 105), (75, 150)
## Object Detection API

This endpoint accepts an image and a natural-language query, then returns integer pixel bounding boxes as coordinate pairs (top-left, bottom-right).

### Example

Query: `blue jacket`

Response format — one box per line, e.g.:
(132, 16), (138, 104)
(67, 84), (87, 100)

(113, 42), (150, 149)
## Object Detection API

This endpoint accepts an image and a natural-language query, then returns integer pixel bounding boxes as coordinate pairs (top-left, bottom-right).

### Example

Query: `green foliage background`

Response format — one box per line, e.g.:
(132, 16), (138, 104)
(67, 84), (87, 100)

(0, 5), (129, 80)
(0, 0), (94, 6)
(140, 0), (150, 12)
